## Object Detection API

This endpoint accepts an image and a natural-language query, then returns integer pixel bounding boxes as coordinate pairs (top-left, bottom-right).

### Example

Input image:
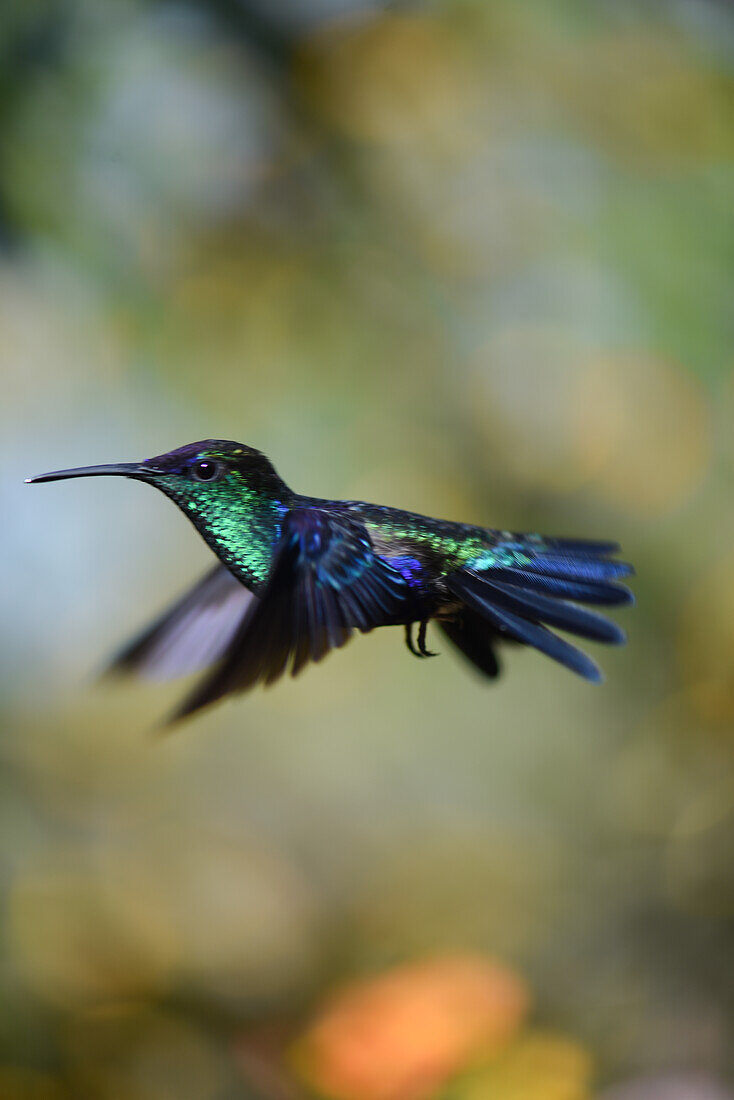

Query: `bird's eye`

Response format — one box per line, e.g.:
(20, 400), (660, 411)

(189, 459), (224, 482)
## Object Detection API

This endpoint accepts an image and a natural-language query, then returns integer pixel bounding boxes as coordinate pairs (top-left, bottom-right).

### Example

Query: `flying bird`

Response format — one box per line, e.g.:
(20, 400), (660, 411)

(27, 440), (634, 723)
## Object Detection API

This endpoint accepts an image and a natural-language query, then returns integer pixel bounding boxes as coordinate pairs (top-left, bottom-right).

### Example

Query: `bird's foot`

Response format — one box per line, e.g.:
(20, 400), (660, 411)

(405, 620), (437, 658)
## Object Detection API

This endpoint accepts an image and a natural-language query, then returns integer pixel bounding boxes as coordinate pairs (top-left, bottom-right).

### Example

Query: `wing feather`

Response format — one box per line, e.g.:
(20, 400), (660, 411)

(106, 566), (254, 680)
(167, 509), (407, 723)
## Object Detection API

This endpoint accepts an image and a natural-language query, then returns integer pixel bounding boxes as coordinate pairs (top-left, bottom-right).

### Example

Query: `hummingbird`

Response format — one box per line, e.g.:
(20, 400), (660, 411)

(27, 440), (633, 723)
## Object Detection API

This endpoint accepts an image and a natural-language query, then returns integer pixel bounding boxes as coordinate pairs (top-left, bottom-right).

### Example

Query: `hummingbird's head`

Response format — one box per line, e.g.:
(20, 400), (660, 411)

(27, 439), (289, 513)
(28, 440), (291, 585)
(139, 440), (285, 502)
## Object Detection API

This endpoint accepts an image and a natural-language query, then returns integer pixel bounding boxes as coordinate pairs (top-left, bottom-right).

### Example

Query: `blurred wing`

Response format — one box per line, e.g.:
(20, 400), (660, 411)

(107, 566), (254, 681)
(446, 538), (634, 683)
(168, 508), (408, 723)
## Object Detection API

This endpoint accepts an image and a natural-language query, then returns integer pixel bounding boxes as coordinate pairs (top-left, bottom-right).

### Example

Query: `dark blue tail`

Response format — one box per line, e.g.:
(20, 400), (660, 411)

(444, 539), (634, 682)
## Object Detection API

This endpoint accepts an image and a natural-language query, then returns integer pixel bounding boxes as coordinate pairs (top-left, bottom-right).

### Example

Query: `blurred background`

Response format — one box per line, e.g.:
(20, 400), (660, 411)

(2, 0), (734, 1097)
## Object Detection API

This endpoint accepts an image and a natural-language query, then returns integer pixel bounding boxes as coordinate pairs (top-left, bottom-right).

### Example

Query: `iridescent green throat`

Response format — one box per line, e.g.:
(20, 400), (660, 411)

(158, 472), (288, 589)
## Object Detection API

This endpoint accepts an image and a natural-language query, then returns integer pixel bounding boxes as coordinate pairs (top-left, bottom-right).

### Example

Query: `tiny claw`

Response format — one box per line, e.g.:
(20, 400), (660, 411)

(405, 621), (437, 658)
(416, 619), (437, 658)
(405, 622), (421, 657)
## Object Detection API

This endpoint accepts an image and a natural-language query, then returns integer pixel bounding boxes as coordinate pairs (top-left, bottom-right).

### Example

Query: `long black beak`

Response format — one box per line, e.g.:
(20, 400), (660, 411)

(25, 462), (148, 484)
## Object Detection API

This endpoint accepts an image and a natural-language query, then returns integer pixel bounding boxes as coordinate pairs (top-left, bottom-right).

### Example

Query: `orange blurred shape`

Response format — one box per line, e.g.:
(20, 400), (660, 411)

(290, 954), (529, 1100)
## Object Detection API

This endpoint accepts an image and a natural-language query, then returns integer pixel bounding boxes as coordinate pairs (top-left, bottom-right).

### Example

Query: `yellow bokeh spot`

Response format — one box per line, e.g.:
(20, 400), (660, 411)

(678, 555), (734, 723)
(450, 1031), (592, 1100)
(472, 335), (710, 512)
(471, 328), (614, 494)
(577, 355), (710, 515)
(7, 865), (180, 1007)
(294, 14), (477, 153)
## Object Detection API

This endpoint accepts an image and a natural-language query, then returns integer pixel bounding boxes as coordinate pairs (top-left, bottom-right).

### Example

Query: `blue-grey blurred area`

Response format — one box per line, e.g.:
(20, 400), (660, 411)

(2, 1), (734, 1096)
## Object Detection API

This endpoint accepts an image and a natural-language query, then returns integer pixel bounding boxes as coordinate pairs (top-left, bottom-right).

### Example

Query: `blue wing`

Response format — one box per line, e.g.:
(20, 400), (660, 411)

(168, 508), (408, 722)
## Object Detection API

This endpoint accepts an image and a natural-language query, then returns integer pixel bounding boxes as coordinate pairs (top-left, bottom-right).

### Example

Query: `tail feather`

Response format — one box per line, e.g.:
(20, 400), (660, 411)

(445, 536), (632, 682)
(472, 576), (626, 645)
(485, 567), (633, 606)
(521, 554), (632, 582)
(536, 536), (621, 555)
(477, 601), (603, 682)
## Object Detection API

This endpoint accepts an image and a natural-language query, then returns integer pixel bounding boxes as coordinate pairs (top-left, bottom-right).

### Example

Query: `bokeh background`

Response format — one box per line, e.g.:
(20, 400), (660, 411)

(2, 1), (734, 1097)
